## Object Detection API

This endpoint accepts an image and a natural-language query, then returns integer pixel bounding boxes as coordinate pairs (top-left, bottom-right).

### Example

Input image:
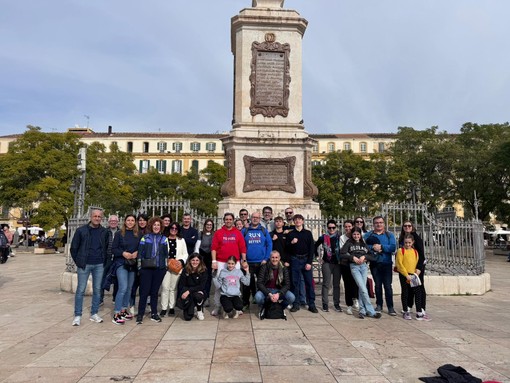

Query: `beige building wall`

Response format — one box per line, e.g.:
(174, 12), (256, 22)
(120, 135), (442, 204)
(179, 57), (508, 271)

(0, 128), (397, 174)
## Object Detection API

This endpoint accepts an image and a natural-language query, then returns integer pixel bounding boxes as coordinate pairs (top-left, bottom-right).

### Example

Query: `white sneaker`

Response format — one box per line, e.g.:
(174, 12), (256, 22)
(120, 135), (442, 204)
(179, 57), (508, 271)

(223, 311), (229, 319)
(346, 306), (353, 315)
(353, 299), (360, 311)
(89, 314), (103, 323)
(197, 311), (205, 321)
(129, 306), (136, 316)
(233, 310), (239, 319)
(72, 316), (81, 326)
(211, 307), (222, 317)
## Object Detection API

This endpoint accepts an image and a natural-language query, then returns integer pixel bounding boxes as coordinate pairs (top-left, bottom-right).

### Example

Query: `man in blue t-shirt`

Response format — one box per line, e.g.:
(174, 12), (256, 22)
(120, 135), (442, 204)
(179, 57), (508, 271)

(242, 212), (272, 309)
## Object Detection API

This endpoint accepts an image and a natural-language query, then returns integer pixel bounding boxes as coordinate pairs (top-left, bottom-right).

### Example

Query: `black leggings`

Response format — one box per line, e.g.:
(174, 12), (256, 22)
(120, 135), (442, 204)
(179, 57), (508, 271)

(406, 266), (426, 310)
(181, 291), (205, 321)
(220, 295), (243, 313)
(399, 273), (425, 313)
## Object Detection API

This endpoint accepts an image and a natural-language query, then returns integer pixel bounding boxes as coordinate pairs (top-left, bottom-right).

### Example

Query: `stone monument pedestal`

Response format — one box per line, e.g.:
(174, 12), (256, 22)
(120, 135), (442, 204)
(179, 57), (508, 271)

(218, 1), (321, 218)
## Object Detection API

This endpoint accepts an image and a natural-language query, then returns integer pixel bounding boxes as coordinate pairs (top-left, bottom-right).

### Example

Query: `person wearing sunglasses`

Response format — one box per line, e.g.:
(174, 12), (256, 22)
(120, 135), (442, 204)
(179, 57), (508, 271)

(239, 209), (250, 229)
(283, 208), (295, 232)
(354, 217), (367, 234)
(398, 221), (426, 315)
(315, 220), (341, 313)
(160, 222), (188, 317)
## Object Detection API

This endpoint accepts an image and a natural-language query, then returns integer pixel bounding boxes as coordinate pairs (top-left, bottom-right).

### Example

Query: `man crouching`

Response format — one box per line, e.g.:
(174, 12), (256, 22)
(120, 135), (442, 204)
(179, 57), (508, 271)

(255, 250), (295, 319)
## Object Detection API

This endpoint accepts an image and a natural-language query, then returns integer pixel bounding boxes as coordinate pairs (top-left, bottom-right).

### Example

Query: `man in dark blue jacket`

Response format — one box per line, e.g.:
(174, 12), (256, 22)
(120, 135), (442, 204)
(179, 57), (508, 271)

(70, 208), (108, 326)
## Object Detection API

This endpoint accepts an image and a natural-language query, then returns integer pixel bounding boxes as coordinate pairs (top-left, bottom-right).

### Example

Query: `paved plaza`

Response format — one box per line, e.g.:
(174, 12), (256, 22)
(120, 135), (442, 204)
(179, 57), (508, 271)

(0, 250), (509, 383)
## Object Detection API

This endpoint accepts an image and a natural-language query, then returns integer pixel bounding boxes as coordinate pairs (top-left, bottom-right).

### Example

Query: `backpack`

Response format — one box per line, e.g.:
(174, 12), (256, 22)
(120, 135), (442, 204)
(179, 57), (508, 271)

(263, 299), (287, 320)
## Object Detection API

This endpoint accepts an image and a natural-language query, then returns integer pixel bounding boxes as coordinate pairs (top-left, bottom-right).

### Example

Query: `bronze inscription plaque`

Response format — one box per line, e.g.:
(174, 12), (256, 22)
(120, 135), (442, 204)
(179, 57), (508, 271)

(254, 51), (285, 107)
(243, 156), (296, 193)
(251, 163), (288, 185)
(250, 38), (290, 118)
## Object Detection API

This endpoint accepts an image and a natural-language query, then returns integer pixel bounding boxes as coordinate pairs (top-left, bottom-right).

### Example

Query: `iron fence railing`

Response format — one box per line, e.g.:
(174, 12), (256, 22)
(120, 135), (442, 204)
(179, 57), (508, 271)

(65, 201), (485, 276)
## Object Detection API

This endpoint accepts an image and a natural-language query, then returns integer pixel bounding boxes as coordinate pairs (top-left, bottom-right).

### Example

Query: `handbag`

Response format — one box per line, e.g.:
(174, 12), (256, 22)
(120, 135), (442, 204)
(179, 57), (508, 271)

(167, 258), (183, 274)
(141, 257), (157, 269)
(125, 258), (137, 266)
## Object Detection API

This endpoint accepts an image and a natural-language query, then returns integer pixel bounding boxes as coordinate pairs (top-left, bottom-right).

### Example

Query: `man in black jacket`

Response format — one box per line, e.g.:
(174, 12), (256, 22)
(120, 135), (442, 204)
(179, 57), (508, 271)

(287, 214), (318, 313)
(70, 208), (107, 326)
(255, 250), (295, 319)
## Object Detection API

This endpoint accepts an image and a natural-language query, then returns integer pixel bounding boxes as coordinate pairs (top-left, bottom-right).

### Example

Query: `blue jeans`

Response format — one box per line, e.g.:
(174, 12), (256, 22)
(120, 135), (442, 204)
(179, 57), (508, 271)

(350, 263), (376, 316)
(74, 263), (104, 317)
(114, 265), (136, 314)
(370, 262), (394, 310)
(255, 289), (295, 308)
(290, 256), (316, 308)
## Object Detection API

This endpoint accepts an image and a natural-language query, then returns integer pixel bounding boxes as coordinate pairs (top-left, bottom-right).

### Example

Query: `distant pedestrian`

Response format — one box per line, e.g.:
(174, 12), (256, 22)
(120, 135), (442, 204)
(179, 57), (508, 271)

(0, 224), (10, 264)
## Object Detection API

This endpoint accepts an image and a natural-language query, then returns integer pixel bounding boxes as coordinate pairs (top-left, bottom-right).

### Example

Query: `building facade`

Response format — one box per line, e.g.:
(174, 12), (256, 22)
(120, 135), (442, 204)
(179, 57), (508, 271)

(0, 127), (396, 174)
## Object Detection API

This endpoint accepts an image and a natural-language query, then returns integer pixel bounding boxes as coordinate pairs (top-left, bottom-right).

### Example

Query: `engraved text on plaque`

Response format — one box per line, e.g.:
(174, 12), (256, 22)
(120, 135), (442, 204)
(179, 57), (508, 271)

(249, 38), (290, 118)
(243, 156), (296, 193)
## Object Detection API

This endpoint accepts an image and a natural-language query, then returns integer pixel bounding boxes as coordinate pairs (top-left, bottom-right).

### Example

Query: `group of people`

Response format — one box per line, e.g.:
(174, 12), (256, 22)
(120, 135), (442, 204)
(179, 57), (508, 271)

(70, 205), (430, 327)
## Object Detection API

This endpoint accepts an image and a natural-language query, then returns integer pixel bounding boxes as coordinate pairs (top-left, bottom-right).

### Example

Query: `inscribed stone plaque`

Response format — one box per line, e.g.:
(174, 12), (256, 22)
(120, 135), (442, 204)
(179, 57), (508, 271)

(243, 156), (296, 193)
(249, 36), (290, 118)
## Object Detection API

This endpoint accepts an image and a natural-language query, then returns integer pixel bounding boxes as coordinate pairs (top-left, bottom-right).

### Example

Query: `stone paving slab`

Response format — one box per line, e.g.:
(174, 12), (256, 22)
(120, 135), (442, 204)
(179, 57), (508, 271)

(0, 250), (509, 382)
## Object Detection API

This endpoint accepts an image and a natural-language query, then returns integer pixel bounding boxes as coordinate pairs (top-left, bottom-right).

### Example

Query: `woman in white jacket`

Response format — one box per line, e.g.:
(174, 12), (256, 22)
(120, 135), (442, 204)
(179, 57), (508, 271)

(160, 222), (188, 316)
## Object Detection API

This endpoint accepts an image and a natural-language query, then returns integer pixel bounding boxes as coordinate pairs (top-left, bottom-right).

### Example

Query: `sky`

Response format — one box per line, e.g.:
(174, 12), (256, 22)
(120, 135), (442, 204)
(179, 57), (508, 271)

(1, 0), (509, 136)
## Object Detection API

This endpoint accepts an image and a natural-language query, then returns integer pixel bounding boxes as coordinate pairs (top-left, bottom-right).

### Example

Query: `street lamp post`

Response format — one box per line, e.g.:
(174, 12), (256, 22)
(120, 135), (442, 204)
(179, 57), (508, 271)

(76, 148), (87, 217)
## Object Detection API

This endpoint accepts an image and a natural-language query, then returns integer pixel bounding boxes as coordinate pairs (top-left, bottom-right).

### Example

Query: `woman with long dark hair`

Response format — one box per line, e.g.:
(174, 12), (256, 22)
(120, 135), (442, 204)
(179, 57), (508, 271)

(194, 219), (215, 305)
(177, 253), (208, 321)
(398, 220), (426, 314)
(128, 213), (150, 315)
(340, 227), (381, 319)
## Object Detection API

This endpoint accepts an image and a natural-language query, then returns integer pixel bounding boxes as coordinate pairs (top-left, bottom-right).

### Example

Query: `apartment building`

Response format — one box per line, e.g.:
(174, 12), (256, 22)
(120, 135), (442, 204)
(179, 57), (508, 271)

(0, 126), (396, 174)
